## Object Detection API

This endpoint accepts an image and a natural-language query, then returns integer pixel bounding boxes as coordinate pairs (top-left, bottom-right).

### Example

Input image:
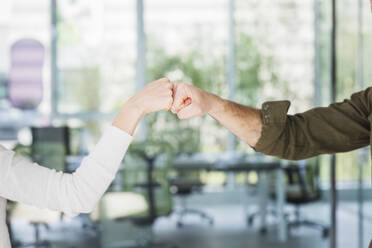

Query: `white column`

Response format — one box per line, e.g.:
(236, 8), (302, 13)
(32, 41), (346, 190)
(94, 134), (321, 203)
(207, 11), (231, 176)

(50, 0), (58, 119)
(136, 0), (147, 140)
(227, 0), (236, 151)
(276, 168), (287, 242)
(258, 172), (268, 232)
(313, 0), (322, 107)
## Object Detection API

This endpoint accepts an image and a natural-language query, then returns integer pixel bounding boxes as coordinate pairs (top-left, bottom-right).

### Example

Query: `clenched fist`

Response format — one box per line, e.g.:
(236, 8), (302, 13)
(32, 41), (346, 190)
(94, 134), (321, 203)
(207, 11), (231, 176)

(131, 78), (174, 115)
(113, 78), (174, 135)
(171, 83), (215, 119)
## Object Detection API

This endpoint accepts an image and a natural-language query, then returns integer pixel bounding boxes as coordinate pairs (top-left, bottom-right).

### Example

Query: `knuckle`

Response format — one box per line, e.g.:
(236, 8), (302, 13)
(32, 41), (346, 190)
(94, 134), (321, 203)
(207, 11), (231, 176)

(161, 77), (170, 83)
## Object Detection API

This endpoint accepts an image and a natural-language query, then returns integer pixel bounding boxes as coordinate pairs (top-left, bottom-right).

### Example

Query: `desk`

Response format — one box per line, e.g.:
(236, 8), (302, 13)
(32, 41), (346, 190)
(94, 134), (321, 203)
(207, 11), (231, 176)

(174, 158), (288, 242)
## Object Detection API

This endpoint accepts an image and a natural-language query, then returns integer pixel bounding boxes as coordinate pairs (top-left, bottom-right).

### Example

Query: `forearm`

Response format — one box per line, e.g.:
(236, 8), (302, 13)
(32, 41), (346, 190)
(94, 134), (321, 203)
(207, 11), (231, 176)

(207, 93), (263, 147)
(0, 127), (132, 215)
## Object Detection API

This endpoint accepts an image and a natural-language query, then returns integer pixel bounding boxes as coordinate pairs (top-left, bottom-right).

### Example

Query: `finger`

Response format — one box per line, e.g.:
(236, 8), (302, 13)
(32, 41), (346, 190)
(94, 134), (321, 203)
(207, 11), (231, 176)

(167, 89), (173, 96)
(177, 104), (201, 120)
(173, 97), (192, 114)
(171, 84), (188, 113)
(167, 83), (173, 90)
(166, 96), (174, 110)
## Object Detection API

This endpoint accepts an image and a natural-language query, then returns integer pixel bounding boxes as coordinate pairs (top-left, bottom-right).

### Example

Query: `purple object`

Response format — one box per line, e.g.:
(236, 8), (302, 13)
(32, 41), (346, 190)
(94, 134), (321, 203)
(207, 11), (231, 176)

(8, 39), (45, 110)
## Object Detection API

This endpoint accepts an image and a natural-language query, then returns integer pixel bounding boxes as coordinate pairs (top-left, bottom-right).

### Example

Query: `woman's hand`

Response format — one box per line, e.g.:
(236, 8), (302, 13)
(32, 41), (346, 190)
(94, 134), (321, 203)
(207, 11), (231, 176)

(129, 78), (174, 115)
(113, 78), (174, 135)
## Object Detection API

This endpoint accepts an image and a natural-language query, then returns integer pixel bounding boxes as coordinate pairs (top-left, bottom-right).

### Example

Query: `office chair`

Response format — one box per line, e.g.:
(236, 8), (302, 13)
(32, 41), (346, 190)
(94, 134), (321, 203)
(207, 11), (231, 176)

(247, 159), (329, 238)
(10, 127), (70, 247)
(170, 168), (214, 228)
(31, 127), (70, 172)
(8, 39), (44, 110)
(283, 160), (329, 238)
(6, 201), (16, 245)
(94, 141), (176, 248)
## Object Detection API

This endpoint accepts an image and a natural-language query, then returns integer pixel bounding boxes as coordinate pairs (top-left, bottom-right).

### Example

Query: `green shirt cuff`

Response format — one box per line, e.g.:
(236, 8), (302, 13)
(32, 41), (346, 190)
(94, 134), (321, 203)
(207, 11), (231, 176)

(254, 100), (291, 153)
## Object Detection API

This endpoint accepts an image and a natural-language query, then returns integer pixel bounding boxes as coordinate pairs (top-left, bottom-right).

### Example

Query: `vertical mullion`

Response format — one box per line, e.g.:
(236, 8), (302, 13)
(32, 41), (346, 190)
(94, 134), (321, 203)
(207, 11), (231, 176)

(357, 0), (364, 247)
(227, 0), (236, 151)
(136, 0), (147, 139)
(314, 0), (322, 107)
(330, 0), (337, 247)
(51, 0), (58, 120)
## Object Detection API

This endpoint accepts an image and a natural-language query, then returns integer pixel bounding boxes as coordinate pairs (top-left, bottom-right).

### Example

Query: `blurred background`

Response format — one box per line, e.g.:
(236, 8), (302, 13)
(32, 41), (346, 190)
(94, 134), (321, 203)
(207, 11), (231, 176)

(0, 0), (371, 248)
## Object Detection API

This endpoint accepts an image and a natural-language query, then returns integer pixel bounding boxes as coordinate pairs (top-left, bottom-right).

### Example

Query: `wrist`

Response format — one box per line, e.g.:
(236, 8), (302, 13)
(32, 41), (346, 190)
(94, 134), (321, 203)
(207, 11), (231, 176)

(207, 93), (227, 117)
(126, 96), (146, 117)
(112, 99), (145, 136)
(126, 95), (147, 118)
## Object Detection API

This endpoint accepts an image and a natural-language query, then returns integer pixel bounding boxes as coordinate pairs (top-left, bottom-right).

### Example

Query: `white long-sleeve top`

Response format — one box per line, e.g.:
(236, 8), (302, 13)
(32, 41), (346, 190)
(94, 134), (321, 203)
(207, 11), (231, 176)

(0, 126), (133, 248)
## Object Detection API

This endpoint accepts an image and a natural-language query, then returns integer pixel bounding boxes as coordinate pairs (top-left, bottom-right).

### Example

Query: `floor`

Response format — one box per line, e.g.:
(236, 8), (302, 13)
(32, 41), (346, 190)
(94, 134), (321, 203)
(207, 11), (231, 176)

(11, 200), (372, 248)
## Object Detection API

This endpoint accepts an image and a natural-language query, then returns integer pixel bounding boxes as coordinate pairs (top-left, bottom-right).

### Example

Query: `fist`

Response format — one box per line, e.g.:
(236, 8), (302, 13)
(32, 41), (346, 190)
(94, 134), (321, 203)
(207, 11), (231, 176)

(132, 78), (174, 115)
(171, 83), (213, 119)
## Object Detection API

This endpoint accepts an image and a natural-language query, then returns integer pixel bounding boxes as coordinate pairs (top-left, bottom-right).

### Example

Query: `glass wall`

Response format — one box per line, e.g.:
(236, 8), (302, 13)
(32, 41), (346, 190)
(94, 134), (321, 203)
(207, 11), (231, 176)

(318, 0), (372, 183)
(144, 0), (229, 154)
(56, 0), (136, 114)
(1, 0), (371, 183)
(235, 0), (315, 153)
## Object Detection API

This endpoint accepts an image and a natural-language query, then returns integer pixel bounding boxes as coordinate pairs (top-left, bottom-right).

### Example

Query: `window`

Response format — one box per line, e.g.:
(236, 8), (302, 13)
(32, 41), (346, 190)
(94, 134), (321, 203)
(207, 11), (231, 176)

(0, 0), (50, 114)
(145, 0), (229, 153)
(56, 0), (136, 114)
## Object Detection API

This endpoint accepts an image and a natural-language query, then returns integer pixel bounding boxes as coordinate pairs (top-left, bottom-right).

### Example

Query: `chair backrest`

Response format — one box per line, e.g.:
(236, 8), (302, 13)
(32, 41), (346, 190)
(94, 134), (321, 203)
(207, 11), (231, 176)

(9, 39), (44, 110)
(31, 127), (70, 172)
(269, 158), (321, 202)
(284, 159), (321, 202)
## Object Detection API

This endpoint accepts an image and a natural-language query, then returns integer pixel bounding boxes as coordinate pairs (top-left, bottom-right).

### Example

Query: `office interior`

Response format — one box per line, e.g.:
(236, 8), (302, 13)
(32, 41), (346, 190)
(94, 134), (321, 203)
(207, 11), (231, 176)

(1, 0), (372, 248)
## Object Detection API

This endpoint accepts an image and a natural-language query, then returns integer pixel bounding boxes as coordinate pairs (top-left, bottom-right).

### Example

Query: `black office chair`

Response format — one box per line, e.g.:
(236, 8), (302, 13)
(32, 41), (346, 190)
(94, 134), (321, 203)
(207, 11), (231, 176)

(31, 126), (70, 171)
(170, 160), (214, 228)
(6, 201), (16, 245)
(10, 127), (70, 248)
(283, 160), (329, 238)
(247, 159), (329, 238)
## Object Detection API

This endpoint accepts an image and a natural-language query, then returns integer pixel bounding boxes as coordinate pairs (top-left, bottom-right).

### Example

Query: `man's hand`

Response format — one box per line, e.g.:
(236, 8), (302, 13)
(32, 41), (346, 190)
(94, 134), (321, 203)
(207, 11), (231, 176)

(171, 83), (218, 119)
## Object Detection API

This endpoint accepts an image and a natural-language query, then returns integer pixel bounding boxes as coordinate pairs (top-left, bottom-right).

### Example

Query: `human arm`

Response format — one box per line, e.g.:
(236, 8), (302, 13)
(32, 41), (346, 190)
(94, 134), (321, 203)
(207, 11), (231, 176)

(172, 83), (371, 160)
(0, 78), (173, 216)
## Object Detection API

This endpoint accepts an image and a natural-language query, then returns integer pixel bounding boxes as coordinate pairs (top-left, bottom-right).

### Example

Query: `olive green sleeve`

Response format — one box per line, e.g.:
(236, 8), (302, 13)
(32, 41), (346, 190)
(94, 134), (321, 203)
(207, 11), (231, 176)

(254, 88), (372, 160)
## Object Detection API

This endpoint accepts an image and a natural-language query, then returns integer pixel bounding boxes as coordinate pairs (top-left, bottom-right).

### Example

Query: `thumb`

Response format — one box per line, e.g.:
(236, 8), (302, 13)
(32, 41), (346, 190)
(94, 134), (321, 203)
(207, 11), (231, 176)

(177, 103), (201, 120)
(172, 97), (192, 114)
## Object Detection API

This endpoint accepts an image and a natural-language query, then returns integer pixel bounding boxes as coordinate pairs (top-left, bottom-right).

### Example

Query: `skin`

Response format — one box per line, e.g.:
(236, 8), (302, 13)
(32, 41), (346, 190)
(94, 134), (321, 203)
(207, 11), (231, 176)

(113, 78), (173, 135)
(171, 83), (262, 147)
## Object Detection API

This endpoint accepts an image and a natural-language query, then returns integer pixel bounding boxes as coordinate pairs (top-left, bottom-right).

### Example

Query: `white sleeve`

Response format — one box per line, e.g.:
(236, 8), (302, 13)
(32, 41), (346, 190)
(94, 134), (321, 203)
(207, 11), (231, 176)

(0, 126), (132, 216)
